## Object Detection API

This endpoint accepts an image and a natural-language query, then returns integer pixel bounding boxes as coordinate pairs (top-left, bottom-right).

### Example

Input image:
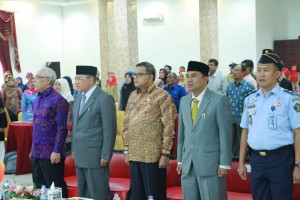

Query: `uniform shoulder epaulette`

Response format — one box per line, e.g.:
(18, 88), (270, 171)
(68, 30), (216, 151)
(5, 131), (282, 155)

(283, 89), (296, 95)
(245, 90), (257, 98)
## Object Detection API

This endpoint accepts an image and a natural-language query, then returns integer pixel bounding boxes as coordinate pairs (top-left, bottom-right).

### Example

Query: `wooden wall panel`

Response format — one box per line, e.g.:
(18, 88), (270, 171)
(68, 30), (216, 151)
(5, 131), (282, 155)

(274, 36), (300, 70)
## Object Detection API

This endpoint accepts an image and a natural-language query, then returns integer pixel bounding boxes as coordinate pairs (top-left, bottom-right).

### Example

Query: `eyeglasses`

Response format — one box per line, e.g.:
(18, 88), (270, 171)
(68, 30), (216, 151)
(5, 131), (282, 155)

(74, 76), (92, 81)
(132, 73), (151, 78)
(32, 76), (50, 81)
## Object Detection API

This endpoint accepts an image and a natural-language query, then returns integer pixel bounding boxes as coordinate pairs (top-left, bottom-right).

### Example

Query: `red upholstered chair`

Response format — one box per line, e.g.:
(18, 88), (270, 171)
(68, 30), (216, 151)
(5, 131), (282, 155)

(226, 162), (252, 200)
(166, 160), (183, 200)
(109, 153), (130, 200)
(64, 154), (78, 197)
(293, 184), (300, 200)
(64, 153), (131, 199)
(64, 154), (76, 177)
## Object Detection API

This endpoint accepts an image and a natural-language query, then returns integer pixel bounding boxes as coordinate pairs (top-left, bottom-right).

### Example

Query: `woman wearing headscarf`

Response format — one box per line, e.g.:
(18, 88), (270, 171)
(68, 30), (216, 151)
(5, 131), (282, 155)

(2, 75), (22, 121)
(178, 71), (189, 93)
(154, 68), (168, 88)
(0, 96), (7, 162)
(1, 71), (11, 91)
(21, 76), (38, 121)
(53, 78), (74, 128)
(63, 76), (75, 96)
(16, 77), (24, 89)
(107, 74), (118, 102)
(22, 72), (34, 92)
(119, 72), (136, 111)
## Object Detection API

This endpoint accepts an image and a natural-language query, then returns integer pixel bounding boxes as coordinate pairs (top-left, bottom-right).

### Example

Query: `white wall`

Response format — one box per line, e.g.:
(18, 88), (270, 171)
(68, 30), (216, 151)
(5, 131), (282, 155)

(255, 0), (300, 63)
(218, 0), (256, 75)
(137, 0), (200, 74)
(1, 0), (299, 84)
(0, 1), (63, 82)
(255, 0), (275, 62)
(62, 2), (100, 79)
(273, 0), (300, 40)
(0, 0), (100, 84)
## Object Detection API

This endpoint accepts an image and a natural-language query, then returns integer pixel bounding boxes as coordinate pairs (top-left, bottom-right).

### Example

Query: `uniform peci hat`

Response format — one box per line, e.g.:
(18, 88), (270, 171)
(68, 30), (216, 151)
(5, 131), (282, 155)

(76, 65), (97, 76)
(187, 61), (209, 76)
(258, 49), (283, 70)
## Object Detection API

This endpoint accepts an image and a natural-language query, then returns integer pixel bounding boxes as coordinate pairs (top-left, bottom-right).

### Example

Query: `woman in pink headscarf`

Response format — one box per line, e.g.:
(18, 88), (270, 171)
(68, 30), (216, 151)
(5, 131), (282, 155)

(107, 74), (118, 102)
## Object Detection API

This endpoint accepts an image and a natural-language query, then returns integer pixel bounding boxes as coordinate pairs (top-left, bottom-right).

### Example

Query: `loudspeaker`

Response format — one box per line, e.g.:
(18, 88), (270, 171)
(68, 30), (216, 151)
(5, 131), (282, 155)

(46, 62), (61, 79)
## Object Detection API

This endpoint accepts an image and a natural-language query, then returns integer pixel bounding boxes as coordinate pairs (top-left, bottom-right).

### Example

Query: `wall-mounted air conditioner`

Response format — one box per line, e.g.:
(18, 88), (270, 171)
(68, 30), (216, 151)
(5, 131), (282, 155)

(143, 13), (164, 22)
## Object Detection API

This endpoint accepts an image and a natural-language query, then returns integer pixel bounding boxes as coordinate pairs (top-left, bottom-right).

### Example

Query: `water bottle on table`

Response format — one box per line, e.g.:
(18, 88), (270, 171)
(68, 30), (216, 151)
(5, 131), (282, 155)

(148, 195), (154, 200)
(2, 180), (9, 200)
(40, 185), (48, 200)
(112, 193), (121, 200)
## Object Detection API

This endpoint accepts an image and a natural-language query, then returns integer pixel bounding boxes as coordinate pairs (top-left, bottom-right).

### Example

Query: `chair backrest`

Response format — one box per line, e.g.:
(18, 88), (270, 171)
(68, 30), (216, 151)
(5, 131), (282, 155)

(166, 160), (181, 187)
(17, 112), (22, 121)
(226, 162), (251, 193)
(64, 154), (76, 177)
(114, 111), (124, 149)
(294, 184), (300, 199)
(3, 108), (11, 140)
(109, 153), (130, 178)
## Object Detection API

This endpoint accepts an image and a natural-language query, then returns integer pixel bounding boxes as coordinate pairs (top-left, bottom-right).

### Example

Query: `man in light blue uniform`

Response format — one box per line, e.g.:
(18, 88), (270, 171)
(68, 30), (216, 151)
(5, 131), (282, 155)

(238, 49), (300, 200)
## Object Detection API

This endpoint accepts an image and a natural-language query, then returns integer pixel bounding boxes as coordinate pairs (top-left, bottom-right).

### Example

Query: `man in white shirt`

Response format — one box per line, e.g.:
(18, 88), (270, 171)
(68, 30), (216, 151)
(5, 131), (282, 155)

(207, 59), (227, 94)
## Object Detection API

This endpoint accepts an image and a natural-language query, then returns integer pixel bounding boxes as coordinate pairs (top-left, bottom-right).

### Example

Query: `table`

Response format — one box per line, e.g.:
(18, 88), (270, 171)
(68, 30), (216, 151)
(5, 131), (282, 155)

(6, 123), (33, 175)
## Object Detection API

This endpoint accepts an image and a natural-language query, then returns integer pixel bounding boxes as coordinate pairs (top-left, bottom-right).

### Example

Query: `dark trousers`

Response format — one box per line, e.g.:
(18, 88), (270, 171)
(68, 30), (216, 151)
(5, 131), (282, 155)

(129, 161), (166, 200)
(31, 158), (68, 198)
(250, 148), (294, 200)
(232, 123), (242, 158)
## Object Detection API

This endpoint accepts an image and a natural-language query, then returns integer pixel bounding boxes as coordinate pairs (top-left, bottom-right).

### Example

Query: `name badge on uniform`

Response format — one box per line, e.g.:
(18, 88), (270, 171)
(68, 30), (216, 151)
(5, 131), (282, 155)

(268, 116), (277, 129)
(247, 104), (255, 108)
(248, 115), (252, 125)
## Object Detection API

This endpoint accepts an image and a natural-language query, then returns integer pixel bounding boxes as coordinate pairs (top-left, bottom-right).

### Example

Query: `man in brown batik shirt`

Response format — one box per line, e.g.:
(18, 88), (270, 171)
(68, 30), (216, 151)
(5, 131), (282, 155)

(123, 61), (176, 200)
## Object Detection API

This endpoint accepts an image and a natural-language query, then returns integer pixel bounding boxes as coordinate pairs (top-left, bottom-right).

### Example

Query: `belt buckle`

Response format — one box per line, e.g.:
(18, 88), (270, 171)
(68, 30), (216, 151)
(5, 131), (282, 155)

(259, 151), (267, 156)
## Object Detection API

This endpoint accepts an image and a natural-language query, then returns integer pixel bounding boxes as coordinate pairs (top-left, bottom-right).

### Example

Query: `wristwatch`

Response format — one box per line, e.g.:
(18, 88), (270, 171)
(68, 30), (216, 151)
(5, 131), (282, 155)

(295, 163), (300, 168)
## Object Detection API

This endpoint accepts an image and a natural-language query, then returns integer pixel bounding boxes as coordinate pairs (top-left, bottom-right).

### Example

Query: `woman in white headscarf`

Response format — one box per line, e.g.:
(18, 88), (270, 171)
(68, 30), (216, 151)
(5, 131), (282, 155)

(54, 78), (74, 151)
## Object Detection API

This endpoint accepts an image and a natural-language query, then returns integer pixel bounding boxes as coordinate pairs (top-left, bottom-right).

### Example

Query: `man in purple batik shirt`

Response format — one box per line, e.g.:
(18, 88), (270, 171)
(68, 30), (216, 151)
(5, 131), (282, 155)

(30, 67), (68, 198)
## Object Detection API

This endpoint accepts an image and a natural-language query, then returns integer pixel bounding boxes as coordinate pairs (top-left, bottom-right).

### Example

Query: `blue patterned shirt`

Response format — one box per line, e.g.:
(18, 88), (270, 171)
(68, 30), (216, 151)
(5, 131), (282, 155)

(31, 87), (68, 159)
(226, 80), (255, 123)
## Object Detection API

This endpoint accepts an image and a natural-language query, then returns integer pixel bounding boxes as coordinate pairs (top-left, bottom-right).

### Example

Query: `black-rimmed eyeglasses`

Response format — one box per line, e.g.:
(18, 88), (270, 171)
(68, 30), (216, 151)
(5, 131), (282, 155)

(132, 73), (151, 78)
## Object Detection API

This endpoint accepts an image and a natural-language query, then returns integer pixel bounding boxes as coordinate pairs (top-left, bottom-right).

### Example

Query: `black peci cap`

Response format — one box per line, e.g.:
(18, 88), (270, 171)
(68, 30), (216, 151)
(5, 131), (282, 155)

(187, 61), (209, 76)
(76, 65), (97, 76)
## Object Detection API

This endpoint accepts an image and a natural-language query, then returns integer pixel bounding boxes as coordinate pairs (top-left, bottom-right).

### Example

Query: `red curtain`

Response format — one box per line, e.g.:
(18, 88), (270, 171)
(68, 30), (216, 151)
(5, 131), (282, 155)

(0, 10), (21, 75)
